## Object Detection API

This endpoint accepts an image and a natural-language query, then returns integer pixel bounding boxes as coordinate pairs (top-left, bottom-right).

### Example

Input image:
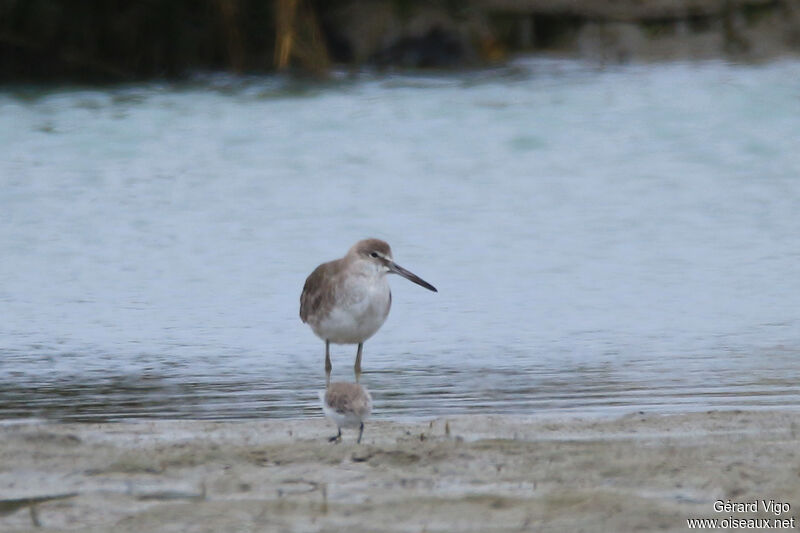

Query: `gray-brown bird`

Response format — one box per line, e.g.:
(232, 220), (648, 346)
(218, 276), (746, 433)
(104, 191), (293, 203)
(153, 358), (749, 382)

(319, 381), (373, 443)
(300, 238), (437, 384)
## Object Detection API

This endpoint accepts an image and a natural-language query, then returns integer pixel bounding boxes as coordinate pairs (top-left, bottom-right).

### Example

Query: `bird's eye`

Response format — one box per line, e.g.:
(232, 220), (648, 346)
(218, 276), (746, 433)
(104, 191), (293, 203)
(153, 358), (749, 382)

(370, 252), (379, 258)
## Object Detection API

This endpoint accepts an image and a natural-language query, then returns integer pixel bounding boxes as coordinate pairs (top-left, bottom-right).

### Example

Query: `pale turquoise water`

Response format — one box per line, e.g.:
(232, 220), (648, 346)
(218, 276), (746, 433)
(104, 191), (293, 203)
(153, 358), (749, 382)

(1, 59), (799, 421)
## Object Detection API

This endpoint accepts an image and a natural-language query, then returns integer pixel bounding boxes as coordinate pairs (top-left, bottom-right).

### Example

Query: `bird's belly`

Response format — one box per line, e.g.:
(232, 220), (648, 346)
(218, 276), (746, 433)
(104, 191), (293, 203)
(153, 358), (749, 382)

(322, 406), (367, 428)
(313, 287), (390, 344)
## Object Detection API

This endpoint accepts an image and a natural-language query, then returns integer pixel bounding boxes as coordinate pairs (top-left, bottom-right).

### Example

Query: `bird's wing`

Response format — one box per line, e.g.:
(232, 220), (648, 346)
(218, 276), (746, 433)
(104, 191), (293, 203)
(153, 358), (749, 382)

(325, 386), (355, 413)
(300, 260), (339, 323)
(324, 384), (371, 415)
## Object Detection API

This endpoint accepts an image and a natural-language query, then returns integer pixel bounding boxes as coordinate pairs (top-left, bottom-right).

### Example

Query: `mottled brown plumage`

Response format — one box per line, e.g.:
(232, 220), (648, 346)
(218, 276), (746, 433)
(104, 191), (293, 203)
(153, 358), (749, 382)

(320, 382), (373, 443)
(324, 382), (372, 416)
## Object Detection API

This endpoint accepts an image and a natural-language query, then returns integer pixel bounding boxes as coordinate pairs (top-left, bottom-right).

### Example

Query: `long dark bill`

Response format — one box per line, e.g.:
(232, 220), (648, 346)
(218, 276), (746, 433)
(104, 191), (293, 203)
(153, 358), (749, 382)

(389, 262), (438, 292)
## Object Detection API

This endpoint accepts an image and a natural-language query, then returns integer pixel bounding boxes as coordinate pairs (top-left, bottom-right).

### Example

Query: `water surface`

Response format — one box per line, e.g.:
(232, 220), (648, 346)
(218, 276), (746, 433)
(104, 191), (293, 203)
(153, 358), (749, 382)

(2, 59), (799, 421)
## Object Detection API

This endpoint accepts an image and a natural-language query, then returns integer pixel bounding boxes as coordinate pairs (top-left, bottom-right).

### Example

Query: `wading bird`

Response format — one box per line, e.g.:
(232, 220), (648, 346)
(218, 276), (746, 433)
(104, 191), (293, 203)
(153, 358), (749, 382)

(300, 238), (437, 384)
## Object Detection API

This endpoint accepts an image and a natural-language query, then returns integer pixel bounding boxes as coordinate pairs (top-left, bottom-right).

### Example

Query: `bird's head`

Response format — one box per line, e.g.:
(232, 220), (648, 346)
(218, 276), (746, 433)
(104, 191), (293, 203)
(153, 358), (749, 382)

(350, 238), (437, 292)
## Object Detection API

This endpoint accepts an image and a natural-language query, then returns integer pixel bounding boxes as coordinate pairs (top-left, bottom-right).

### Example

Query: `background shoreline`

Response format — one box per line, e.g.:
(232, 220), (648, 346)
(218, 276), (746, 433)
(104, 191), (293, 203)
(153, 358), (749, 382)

(2, 0), (799, 82)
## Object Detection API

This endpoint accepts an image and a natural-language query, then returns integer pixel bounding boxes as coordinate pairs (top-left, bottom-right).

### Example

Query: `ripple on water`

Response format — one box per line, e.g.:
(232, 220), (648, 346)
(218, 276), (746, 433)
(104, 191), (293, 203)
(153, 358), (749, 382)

(1, 59), (800, 420)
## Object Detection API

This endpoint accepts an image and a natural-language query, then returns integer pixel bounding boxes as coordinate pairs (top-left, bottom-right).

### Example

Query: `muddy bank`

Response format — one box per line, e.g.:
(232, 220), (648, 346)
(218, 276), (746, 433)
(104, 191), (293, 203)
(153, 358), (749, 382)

(1, 410), (799, 532)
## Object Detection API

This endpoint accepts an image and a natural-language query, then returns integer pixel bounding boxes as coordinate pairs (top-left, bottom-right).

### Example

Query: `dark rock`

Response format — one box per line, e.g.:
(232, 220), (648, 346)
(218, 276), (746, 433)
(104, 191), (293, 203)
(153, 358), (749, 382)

(372, 26), (466, 68)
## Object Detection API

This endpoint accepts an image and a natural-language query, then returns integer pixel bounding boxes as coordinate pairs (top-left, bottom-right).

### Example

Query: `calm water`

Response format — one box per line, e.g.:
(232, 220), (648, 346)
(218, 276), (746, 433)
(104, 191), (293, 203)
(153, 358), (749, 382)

(2, 59), (799, 421)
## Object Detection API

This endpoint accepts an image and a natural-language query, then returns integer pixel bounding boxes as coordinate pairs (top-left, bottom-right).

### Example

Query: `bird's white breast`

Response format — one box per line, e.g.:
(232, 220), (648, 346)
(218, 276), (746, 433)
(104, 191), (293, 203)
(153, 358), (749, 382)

(314, 265), (391, 344)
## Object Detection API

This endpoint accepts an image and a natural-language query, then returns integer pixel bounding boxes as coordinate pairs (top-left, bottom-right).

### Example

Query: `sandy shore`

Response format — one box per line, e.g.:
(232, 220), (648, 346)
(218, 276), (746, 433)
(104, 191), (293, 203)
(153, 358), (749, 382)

(1, 410), (799, 532)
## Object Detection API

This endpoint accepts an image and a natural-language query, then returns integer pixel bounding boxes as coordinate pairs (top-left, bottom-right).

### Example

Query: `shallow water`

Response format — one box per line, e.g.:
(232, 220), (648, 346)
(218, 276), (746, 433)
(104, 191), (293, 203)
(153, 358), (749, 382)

(2, 59), (799, 421)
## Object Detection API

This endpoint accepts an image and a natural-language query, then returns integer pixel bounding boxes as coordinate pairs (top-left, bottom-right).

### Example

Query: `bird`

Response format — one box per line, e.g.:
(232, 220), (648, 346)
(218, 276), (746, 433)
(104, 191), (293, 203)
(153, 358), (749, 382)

(319, 381), (373, 444)
(300, 238), (437, 384)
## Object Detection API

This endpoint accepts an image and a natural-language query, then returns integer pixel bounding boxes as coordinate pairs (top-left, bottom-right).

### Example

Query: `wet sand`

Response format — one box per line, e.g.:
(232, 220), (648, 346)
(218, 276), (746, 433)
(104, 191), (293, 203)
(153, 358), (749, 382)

(1, 410), (799, 532)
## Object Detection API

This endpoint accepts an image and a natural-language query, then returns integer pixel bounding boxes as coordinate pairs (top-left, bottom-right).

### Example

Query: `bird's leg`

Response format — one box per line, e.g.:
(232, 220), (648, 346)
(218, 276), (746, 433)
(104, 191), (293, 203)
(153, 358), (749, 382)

(328, 427), (342, 443)
(354, 342), (364, 383)
(357, 422), (364, 444)
(325, 340), (331, 387)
